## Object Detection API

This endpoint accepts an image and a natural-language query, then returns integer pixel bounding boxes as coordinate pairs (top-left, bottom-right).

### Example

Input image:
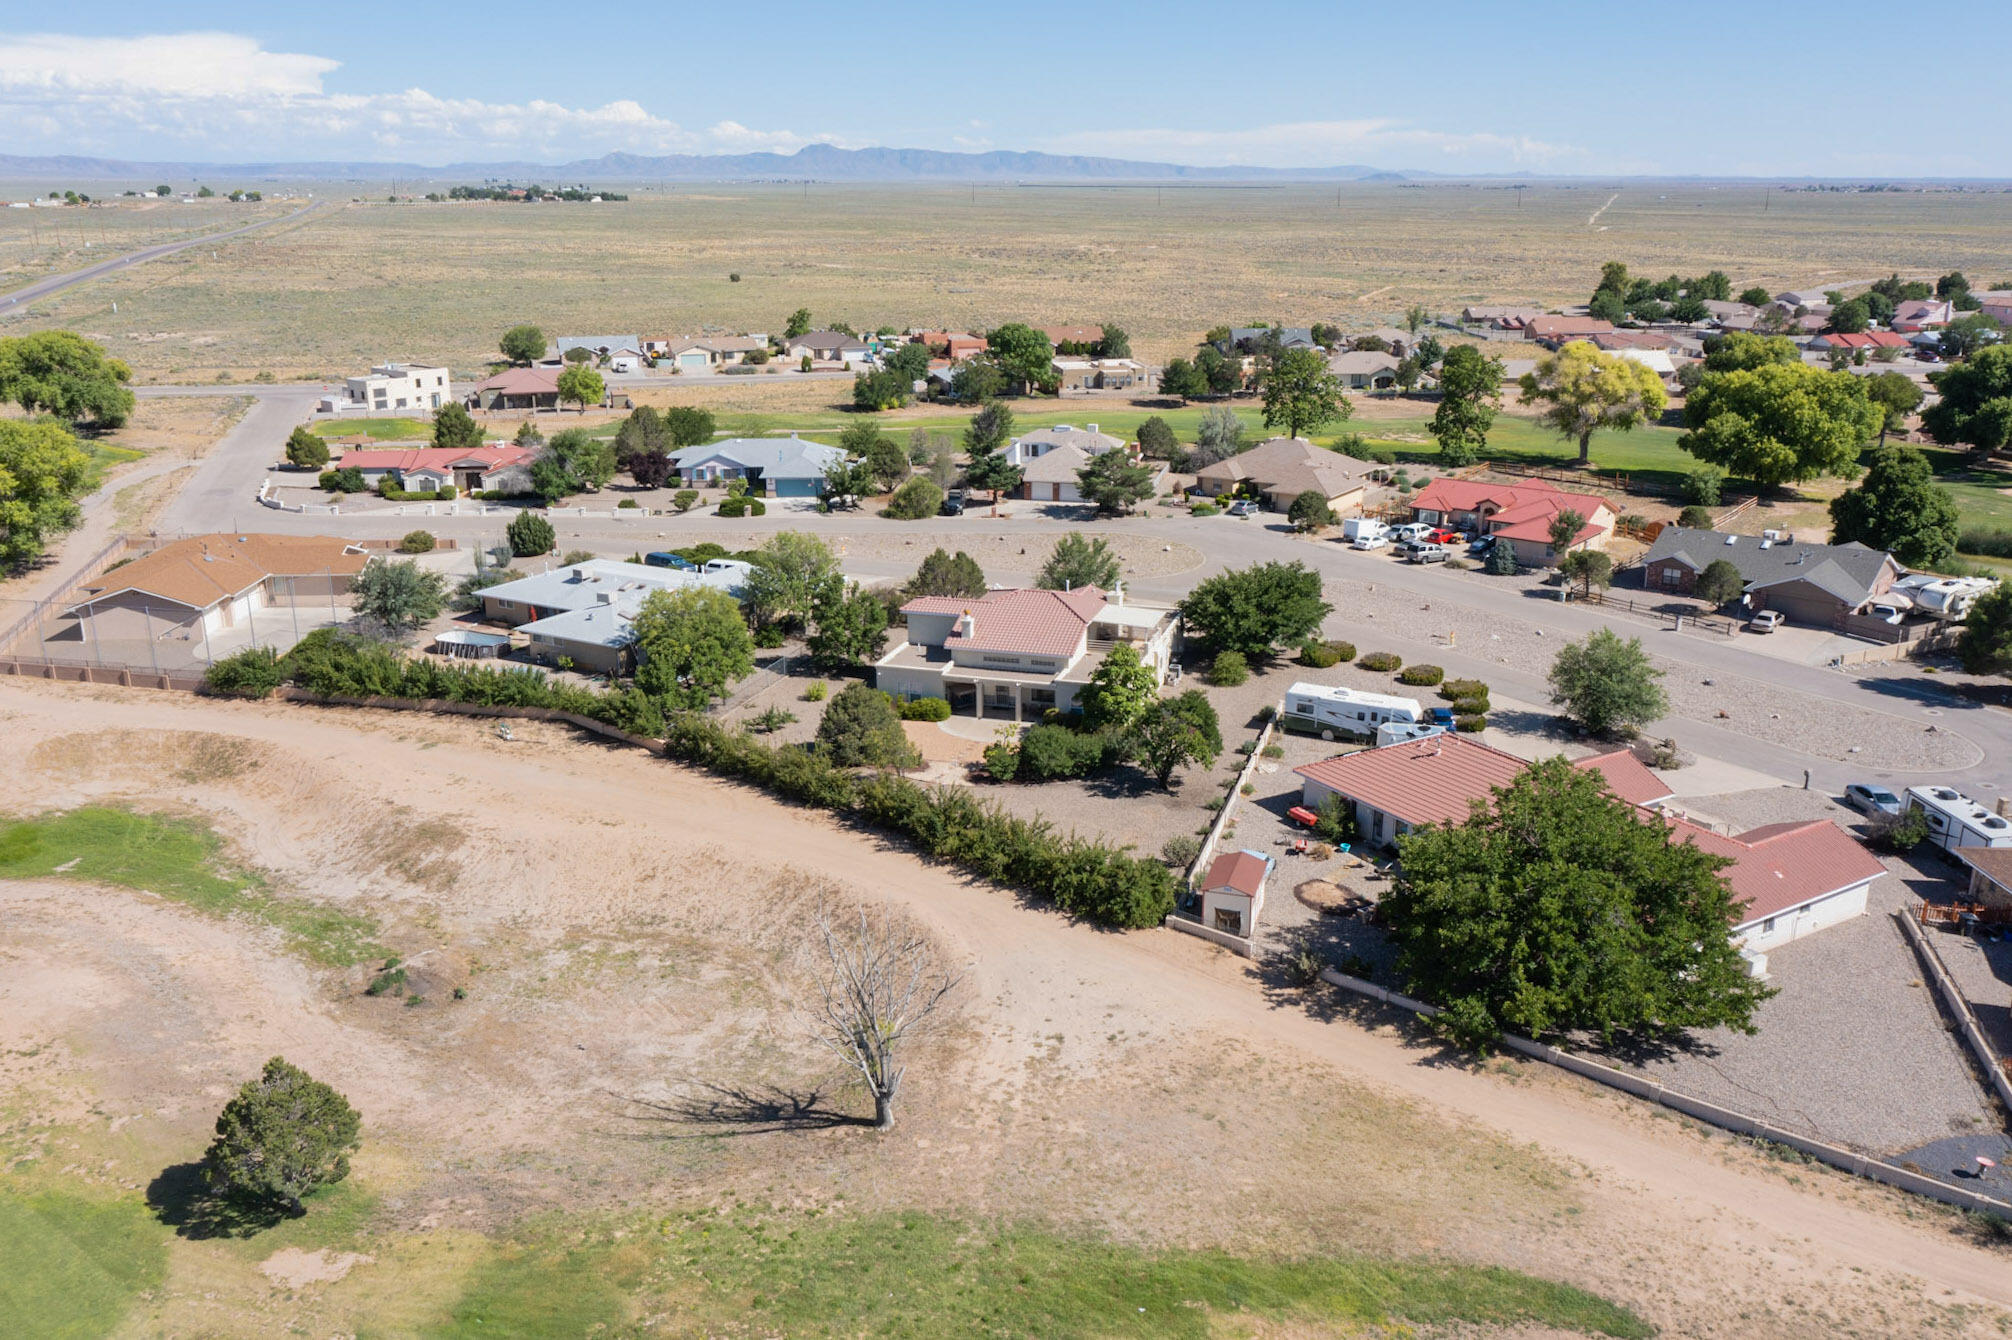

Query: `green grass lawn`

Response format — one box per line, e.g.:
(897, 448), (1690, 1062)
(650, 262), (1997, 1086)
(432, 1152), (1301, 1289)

(0, 1187), (168, 1340)
(310, 415), (434, 441)
(0, 807), (385, 967)
(77, 440), (145, 491)
(434, 1210), (1650, 1339)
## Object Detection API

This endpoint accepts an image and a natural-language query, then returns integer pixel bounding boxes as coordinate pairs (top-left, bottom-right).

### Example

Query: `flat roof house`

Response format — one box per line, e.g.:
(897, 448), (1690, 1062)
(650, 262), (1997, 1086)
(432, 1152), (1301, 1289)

(665, 436), (848, 497)
(469, 366), (561, 412)
(1409, 477), (1614, 565)
(62, 533), (368, 645)
(874, 584), (1178, 722)
(476, 558), (752, 674)
(1053, 357), (1145, 392)
(344, 362), (451, 414)
(1640, 527), (1900, 625)
(1192, 436), (1379, 515)
(1199, 848), (1273, 938)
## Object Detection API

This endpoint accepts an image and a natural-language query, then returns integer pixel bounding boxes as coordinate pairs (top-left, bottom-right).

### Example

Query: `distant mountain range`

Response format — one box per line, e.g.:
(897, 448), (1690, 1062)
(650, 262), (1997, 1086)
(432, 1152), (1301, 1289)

(0, 144), (1427, 183)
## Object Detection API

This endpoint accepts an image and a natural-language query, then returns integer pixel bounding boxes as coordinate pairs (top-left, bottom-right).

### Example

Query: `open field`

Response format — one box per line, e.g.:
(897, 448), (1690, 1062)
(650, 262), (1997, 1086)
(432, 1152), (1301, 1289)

(0, 198), (297, 294)
(12, 183), (2012, 381)
(2, 678), (2011, 1336)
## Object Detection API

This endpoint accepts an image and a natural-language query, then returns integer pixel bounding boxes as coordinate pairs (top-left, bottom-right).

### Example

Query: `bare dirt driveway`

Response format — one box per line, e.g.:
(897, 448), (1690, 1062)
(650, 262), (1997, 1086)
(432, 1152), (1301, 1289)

(1, 677), (2007, 1337)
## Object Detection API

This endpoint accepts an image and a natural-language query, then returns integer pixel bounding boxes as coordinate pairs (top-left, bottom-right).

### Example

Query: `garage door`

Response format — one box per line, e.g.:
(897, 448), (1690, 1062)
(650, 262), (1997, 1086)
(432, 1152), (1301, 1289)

(774, 477), (819, 497)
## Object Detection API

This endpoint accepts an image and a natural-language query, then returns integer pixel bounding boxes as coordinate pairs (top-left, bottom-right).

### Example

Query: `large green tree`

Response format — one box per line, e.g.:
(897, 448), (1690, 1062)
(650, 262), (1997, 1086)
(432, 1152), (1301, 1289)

(1130, 690), (1222, 789)
(1518, 341), (1666, 464)
(1259, 347), (1349, 440)
(840, 420), (909, 491)
(816, 683), (918, 768)
(530, 428), (617, 500)
(1548, 628), (1667, 736)
(662, 406), (717, 447)
(1828, 445), (1961, 568)
(1922, 345), (2012, 457)
(985, 323), (1056, 393)
(1959, 585), (2012, 676)
(498, 324), (546, 365)
(1178, 561), (1331, 657)
(1077, 643), (1159, 733)
(1679, 362), (1879, 490)
(0, 330), (135, 427)
(1195, 345), (1244, 397)
(1190, 407), (1246, 468)
(203, 1057), (361, 1216)
(350, 558), (447, 635)
(1701, 331), (1801, 374)
(1939, 313), (2005, 360)
(852, 368), (909, 411)
(1429, 344), (1503, 466)
(905, 547), (987, 600)
(432, 401), (483, 450)
(806, 581), (890, 671)
(963, 449), (1023, 507)
(632, 586), (755, 709)
(555, 364), (604, 413)
(1075, 450), (1156, 515)
(0, 419), (91, 572)
(1036, 533), (1121, 591)
(1695, 558), (1745, 606)
(1862, 370), (1924, 447)
(743, 531), (841, 631)
(1157, 357), (1207, 402)
(284, 425), (329, 470)
(1385, 759), (1770, 1048)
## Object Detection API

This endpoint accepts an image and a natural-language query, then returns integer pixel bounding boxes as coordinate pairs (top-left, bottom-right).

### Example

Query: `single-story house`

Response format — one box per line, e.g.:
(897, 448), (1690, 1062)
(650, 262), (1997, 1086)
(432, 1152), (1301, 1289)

(1199, 848), (1273, 938)
(1525, 315), (1615, 345)
(1958, 847), (2012, 909)
(555, 334), (642, 362)
(333, 445), (534, 492)
(1700, 299), (1760, 326)
(469, 366), (561, 412)
(1327, 350), (1401, 389)
(61, 533), (368, 644)
(666, 336), (768, 372)
(1192, 436), (1378, 514)
(1042, 324), (1108, 350)
(1774, 291), (1832, 311)
(1639, 527), (1901, 625)
(786, 331), (871, 365)
(1980, 297), (2012, 327)
(1462, 306), (1541, 331)
(665, 435), (848, 497)
(911, 331), (988, 360)
(1891, 299), (1954, 332)
(665, 341), (717, 374)
(1612, 347), (1679, 388)
(1292, 733), (1877, 958)
(1590, 329), (1679, 352)
(1005, 424), (1123, 467)
(1053, 358), (1145, 392)
(1360, 326), (1415, 356)
(1408, 477), (1614, 564)
(874, 584), (1178, 721)
(477, 558), (752, 674)
(1808, 331), (1912, 353)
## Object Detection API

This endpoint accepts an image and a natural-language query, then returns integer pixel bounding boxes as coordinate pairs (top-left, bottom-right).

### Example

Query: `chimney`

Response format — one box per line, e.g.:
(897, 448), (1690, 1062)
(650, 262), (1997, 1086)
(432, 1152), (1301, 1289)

(1998, 797), (2011, 820)
(1087, 422), (1099, 436)
(957, 611), (975, 638)
(1113, 580), (1124, 606)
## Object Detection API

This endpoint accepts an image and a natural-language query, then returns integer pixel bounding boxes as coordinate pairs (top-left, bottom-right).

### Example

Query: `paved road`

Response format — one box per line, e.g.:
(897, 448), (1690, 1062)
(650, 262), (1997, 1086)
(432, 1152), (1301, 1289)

(148, 386), (328, 535)
(0, 202), (325, 309)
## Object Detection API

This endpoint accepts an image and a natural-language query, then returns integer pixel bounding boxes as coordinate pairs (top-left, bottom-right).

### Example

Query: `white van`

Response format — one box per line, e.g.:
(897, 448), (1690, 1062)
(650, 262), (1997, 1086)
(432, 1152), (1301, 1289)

(1342, 518), (1387, 545)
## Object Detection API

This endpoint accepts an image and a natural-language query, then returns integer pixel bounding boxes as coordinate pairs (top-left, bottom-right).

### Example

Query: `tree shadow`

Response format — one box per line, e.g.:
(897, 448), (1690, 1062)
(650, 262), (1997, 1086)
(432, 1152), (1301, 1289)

(145, 1162), (293, 1239)
(610, 1081), (870, 1139)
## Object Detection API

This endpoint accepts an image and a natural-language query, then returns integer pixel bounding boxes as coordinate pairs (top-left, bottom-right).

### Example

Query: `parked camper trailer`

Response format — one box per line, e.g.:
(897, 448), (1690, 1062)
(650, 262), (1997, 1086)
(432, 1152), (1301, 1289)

(1893, 575), (1997, 623)
(1283, 681), (1424, 740)
(1905, 785), (2012, 854)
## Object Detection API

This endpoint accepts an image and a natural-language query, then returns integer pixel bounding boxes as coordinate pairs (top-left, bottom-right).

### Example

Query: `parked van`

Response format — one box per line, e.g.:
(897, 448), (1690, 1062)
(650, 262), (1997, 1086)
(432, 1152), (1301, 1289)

(1905, 785), (2012, 854)
(1283, 681), (1424, 740)
(1342, 518), (1388, 545)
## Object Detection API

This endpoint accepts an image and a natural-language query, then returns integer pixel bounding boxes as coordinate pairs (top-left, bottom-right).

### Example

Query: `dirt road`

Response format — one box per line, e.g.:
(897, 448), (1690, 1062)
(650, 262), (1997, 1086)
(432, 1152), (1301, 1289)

(2, 677), (2007, 1335)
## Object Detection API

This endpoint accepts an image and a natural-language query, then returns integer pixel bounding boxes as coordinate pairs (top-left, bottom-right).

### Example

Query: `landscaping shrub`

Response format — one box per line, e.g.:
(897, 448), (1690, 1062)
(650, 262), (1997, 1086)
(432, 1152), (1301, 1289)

(899, 696), (952, 721)
(1869, 809), (1929, 853)
(506, 512), (555, 557)
(802, 680), (827, 702)
(1397, 664), (1444, 686)
(1677, 505), (1715, 530)
(202, 646), (285, 698)
(1324, 640), (1356, 663)
(318, 467), (366, 493)
(1357, 651), (1402, 673)
(1190, 501), (1218, 516)
(1313, 793), (1356, 845)
(717, 496), (767, 517)
(398, 529), (435, 554)
(1682, 464), (1726, 507)
(1207, 650), (1249, 686)
(1439, 678), (1489, 701)
(1449, 695), (1491, 716)
(1455, 714), (1488, 732)
(1298, 639), (1341, 669)
(982, 742), (1020, 783)
(1485, 544), (1520, 576)
(882, 476), (943, 520)
(1161, 834), (1200, 869)
(617, 498), (638, 509)
(753, 624), (786, 649)
(1016, 724), (1110, 781)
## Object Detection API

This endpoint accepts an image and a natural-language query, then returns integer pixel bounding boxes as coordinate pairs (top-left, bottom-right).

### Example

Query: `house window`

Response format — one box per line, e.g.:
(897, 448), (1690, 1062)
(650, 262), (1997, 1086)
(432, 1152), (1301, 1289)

(1661, 566), (1681, 586)
(1372, 811), (1386, 842)
(1762, 916), (1777, 933)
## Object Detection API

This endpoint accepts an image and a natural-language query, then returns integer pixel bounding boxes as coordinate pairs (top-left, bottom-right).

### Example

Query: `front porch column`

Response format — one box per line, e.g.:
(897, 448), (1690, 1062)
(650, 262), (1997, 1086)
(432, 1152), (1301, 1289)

(972, 688), (982, 720)
(1013, 690), (1023, 723)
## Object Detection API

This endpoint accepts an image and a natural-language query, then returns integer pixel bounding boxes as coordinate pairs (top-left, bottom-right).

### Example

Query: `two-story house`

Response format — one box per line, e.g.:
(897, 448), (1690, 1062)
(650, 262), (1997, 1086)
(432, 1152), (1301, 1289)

(343, 362), (452, 413)
(873, 585), (1179, 721)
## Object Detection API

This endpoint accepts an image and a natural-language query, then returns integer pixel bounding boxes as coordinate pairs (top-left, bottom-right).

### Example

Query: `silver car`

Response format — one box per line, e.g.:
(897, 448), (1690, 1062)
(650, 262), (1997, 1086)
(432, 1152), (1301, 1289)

(1844, 783), (1902, 817)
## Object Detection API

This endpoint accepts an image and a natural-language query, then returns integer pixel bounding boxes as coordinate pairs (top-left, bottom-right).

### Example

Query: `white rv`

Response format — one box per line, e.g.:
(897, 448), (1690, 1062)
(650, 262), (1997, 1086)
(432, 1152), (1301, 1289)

(1283, 681), (1424, 740)
(1905, 785), (2012, 854)
(1892, 575), (1997, 623)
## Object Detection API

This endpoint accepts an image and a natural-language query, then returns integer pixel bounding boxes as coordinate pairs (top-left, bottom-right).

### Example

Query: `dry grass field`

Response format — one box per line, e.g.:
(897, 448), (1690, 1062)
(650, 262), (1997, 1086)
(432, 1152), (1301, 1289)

(9, 183), (2012, 382)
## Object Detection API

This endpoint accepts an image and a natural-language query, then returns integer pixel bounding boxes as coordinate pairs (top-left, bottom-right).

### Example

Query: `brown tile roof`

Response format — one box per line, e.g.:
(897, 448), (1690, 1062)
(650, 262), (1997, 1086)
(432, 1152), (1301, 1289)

(474, 367), (559, 394)
(1574, 749), (1674, 808)
(1204, 849), (1270, 897)
(1958, 847), (2012, 892)
(335, 446), (532, 472)
(1295, 735), (1534, 827)
(1526, 316), (1614, 338)
(1193, 437), (1372, 500)
(902, 585), (1107, 658)
(74, 533), (367, 613)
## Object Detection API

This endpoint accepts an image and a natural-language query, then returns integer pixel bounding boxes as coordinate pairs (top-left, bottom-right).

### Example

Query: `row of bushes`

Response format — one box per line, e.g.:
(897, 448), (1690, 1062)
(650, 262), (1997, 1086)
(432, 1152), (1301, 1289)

(717, 496), (768, 517)
(1297, 639), (1356, 668)
(898, 696), (952, 722)
(662, 715), (1175, 927)
(1959, 528), (2012, 559)
(377, 483), (458, 503)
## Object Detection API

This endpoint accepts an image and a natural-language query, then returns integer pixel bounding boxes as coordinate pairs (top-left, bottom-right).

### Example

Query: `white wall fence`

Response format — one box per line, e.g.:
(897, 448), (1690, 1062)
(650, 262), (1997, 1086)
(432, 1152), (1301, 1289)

(1317, 964), (2012, 1218)
(1897, 909), (2012, 1116)
(1162, 914), (1257, 958)
(1185, 704), (1279, 890)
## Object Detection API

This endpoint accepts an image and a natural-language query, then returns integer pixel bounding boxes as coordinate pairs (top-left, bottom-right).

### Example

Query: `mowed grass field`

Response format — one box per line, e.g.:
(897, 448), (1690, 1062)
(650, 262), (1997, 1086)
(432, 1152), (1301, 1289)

(10, 181), (2012, 381)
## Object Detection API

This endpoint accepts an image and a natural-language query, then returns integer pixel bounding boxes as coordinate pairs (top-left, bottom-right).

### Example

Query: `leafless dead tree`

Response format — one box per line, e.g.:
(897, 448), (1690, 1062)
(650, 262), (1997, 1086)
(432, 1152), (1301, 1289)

(808, 903), (957, 1130)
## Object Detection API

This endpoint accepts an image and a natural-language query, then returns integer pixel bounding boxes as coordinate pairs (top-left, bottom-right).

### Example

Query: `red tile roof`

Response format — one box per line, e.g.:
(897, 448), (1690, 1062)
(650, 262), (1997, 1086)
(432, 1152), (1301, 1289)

(1575, 749), (1675, 807)
(1295, 735), (1535, 827)
(1668, 817), (1888, 928)
(1410, 478), (1611, 545)
(1819, 331), (1910, 349)
(902, 585), (1108, 658)
(334, 446), (532, 472)
(1203, 849), (1270, 898)
(1526, 316), (1614, 338)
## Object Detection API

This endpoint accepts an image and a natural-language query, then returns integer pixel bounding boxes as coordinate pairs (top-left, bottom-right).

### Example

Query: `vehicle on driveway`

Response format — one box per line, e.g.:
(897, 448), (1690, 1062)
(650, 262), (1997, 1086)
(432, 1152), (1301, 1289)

(1352, 532), (1392, 552)
(1467, 534), (1496, 555)
(1748, 609), (1785, 633)
(1393, 522), (1435, 544)
(1427, 527), (1463, 545)
(1225, 499), (1259, 517)
(939, 489), (965, 516)
(1342, 517), (1388, 545)
(1844, 783), (1903, 817)
(1401, 541), (1453, 564)
(1864, 602), (1906, 625)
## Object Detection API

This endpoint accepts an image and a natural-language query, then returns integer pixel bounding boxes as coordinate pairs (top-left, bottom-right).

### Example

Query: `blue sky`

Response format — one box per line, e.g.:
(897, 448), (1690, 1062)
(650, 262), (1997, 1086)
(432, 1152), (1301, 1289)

(5, 3), (2011, 175)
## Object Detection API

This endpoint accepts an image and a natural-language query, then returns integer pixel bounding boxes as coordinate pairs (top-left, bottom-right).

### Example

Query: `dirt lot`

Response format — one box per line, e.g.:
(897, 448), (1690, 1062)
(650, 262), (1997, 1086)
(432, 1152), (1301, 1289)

(3, 678), (2012, 1335)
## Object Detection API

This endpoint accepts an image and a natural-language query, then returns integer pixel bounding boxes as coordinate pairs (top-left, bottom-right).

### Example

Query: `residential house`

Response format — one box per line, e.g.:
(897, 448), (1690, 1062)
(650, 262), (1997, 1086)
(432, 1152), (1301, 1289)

(1003, 424), (1123, 502)
(1639, 527), (1901, 625)
(874, 585), (1179, 721)
(343, 362), (452, 414)
(1327, 350), (1401, 389)
(555, 334), (642, 362)
(1808, 331), (1912, 354)
(1891, 299), (1955, 332)
(1408, 477), (1615, 564)
(61, 533), (368, 644)
(1957, 847), (2012, 910)
(1199, 849), (1273, 938)
(1612, 347), (1679, 388)
(1700, 299), (1760, 328)
(1524, 315), (1615, 345)
(913, 331), (987, 361)
(665, 435), (848, 497)
(1979, 295), (2012, 327)
(1461, 306), (1541, 331)
(1360, 326), (1415, 356)
(1291, 732), (1877, 958)
(666, 335), (768, 372)
(1774, 291), (1833, 311)
(332, 445), (534, 492)
(468, 366), (561, 412)
(1192, 436), (1379, 515)
(476, 558), (752, 675)
(1042, 324), (1108, 350)
(786, 331), (871, 365)
(1590, 329), (1679, 352)
(1052, 357), (1145, 392)
(664, 340), (717, 375)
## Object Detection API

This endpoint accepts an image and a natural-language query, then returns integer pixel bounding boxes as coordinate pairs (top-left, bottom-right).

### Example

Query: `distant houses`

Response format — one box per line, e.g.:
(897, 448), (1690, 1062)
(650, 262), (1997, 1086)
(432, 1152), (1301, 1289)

(469, 366), (562, 412)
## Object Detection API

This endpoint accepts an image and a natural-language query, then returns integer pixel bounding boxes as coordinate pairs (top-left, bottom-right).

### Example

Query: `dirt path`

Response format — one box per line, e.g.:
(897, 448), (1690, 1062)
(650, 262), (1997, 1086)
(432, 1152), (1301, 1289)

(3, 678), (2008, 1334)
(1588, 193), (1620, 228)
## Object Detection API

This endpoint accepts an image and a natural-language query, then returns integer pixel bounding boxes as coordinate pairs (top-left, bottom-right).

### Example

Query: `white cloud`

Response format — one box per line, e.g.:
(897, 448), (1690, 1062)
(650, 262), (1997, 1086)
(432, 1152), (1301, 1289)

(1042, 118), (1587, 170)
(0, 31), (831, 161)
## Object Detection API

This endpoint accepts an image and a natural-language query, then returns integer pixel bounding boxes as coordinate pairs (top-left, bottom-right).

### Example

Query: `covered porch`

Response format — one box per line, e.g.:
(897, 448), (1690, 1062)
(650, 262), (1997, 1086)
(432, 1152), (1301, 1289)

(941, 665), (1072, 722)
